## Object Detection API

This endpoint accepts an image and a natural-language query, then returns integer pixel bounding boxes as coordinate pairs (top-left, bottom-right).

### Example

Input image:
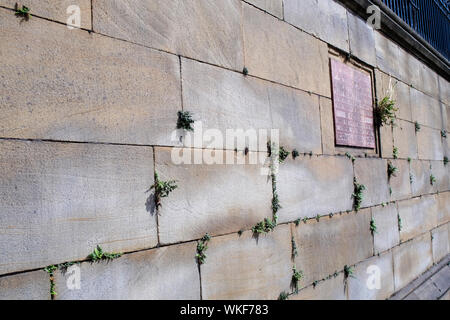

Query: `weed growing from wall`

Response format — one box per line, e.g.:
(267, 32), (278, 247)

(444, 157), (449, 166)
(292, 149), (300, 159)
(44, 265), (58, 298)
(177, 111), (195, 132)
(387, 161), (398, 179)
(344, 265), (354, 279)
(279, 147), (290, 163)
(374, 96), (397, 127)
(196, 234), (211, 265)
(441, 129), (447, 138)
(393, 147), (399, 159)
(407, 157), (412, 163)
(352, 178), (365, 211)
(398, 215), (402, 231)
(291, 236), (298, 259)
(291, 265), (303, 294)
(15, 3), (31, 21)
(345, 152), (355, 163)
(370, 218), (377, 234)
(430, 174), (436, 186)
(242, 67), (249, 76)
(278, 291), (289, 300)
(88, 245), (122, 262)
(409, 174), (414, 184)
(253, 171), (280, 234)
(294, 218), (301, 226)
(415, 121), (421, 133)
(150, 172), (178, 209)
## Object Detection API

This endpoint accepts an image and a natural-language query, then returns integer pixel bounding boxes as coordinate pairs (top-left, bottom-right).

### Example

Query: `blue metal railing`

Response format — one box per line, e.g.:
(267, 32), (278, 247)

(380, 0), (450, 61)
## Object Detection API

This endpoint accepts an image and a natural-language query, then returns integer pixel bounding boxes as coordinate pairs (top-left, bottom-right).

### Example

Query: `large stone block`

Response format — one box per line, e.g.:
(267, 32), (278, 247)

(397, 46), (421, 88)
(201, 225), (292, 300)
(393, 233), (433, 291)
(398, 196), (438, 243)
(432, 224), (449, 264)
(290, 273), (346, 300)
(436, 192), (450, 225)
(393, 120), (418, 160)
(243, 3), (331, 97)
(181, 58), (322, 153)
(438, 76), (450, 106)
(348, 12), (376, 66)
(0, 140), (157, 275)
(419, 64), (440, 99)
(54, 242), (200, 299)
(430, 160), (450, 192)
(380, 125), (394, 158)
(292, 210), (373, 286)
(245, 0), (283, 18)
(388, 160), (412, 201)
(375, 32), (400, 78)
(155, 147), (272, 245)
(0, 270), (50, 300)
(372, 204), (400, 253)
(410, 160), (433, 196)
(417, 127), (444, 160)
(277, 155), (354, 223)
(348, 252), (395, 300)
(283, 0), (349, 52)
(0, 10), (181, 145)
(411, 89), (443, 130)
(93, 0), (244, 70)
(0, 0), (92, 29)
(354, 158), (390, 208)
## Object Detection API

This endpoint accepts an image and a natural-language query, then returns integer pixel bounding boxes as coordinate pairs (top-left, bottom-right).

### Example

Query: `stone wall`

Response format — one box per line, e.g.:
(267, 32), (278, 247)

(0, 0), (448, 300)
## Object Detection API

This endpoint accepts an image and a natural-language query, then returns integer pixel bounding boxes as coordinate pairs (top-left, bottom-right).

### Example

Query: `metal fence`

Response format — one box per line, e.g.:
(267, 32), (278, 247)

(380, 0), (449, 60)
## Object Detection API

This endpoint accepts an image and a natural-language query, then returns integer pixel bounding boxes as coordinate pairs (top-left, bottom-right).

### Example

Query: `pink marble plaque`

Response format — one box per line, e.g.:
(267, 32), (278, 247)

(330, 59), (375, 149)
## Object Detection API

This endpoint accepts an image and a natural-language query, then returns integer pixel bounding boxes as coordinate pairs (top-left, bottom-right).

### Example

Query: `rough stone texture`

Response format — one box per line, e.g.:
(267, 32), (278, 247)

(0, 0), (92, 29)
(398, 196), (437, 243)
(432, 224), (449, 264)
(292, 210), (373, 286)
(372, 204), (400, 254)
(375, 32), (400, 79)
(245, 0), (283, 18)
(347, 12), (376, 66)
(243, 3), (331, 97)
(283, 0), (349, 52)
(411, 88), (443, 130)
(419, 64), (440, 100)
(348, 252), (395, 300)
(0, 140), (157, 276)
(54, 242), (200, 299)
(393, 233), (433, 291)
(290, 273), (346, 300)
(93, 0), (243, 70)
(430, 160), (450, 192)
(0, 270), (50, 300)
(201, 225), (292, 300)
(155, 147), (272, 245)
(380, 125), (394, 158)
(398, 46), (422, 88)
(277, 155), (354, 223)
(393, 120), (418, 160)
(0, 11), (181, 146)
(354, 158), (390, 208)
(181, 58), (322, 153)
(389, 160), (412, 201)
(410, 160), (433, 197)
(438, 75), (450, 106)
(436, 192), (450, 225)
(417, 126), (444, 160)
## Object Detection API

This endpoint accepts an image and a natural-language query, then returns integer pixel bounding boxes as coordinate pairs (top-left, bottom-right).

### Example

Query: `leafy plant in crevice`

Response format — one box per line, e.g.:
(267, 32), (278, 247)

(242, 67), (249, 76)
(398, 215), (402, 231)
(14, 3), (31, 21)
(292, 149), (300, 159)
(387, 161), (398, 180)
(279, 146), (290, 163)
(291, 236), (298, 260)
(315, 214), (320, 222)
(441, 129), (447, 138)
(278, 291), (289, 300)
(344, 265), (355, 280)
(409, 174), (414, 184)
(291, 265), (303, 294)
(177, 111), (195, 132)
(430, 174), (436, 186)
(149, 171), (178, 210)
(374, 95), (397, 127)
(415, 121), (421, 133)
(444, 156), (449, 166)
(294, 218), (301, 227)
(196, 233), (211, 265)
(44, 265), (58, 298)
(253, 171), (280, 235)
(345, 152), (355, 163)
(393, 147), (399, 159)
(352, 178), (366, 212)
(370, 218), (377, 235)
(407, 157), (412, 163)
(88, 245), (122, 262)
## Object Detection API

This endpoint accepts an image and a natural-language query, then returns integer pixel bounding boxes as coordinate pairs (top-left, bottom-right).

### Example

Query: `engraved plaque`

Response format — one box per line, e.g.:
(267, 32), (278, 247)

(330, 59), (375, 149)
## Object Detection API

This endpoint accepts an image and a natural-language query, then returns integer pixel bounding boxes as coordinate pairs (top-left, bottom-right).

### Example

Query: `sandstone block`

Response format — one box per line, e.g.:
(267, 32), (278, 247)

(245, 0), (283, 18)
(348, 12), (376, 66)
(410, 160), (433, 196)
(290, 273), (346, 300)
(393, 120), (418, 160)
(431, 224), (449, 264)
(375, 32), (400, 78)
(417, 127), (444, 160)
(389, 160), (412, 201)
(0, 270), (50, 300)
(354, 158), (390, 208)
(372, 204), (400, 253)
(398, 196), (437, 243)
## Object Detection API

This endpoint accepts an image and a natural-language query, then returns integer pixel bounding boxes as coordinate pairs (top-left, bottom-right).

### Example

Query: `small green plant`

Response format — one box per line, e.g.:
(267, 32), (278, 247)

(242, 67), (249, 76)
(315, 214), (320, 222)
(409, 174), (414, 184)
(344, 265), (354, 279)
(398, 215), (402, 231)
(389, 187), (392, 196)
(393, 147), (398, 159)
(279, 146), (290, 163)
(302, 217), (308, 224)
(294, 218), (301, 226)
(252, 218), (277, 234)
(88, 245), (122, 262)
(44, 265), (57, 298)
(238, 230), (243, 236)
(374, 96), (397, 127)
(196, 234), (211, 265)
(292, 149), (300, 159)
(291, 265), (303, 293)
(312, 280), (319, 288)
(441, 129), (447, 138)
(430, 174), (436, 186)
(177, 111), (195, 131)
(15, 3), (31, 21)
(387, 161), (398, 179)
(370, 218), (377, 234)
(444, 157), (449, 166)
(407, 157), (412, 163)
(345, 152), (355, 163)
(278, 291), (289, 300)
(415, 121), (421, 133)
(291, 236), (298, 259)
(352, 178), (365, 211)
(150, 172), (178, 209)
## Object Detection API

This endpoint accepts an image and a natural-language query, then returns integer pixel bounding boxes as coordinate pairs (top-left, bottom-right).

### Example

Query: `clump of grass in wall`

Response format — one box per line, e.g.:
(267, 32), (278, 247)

(291, 236), (298, 259)
(44, 265), (58, 298)
(315, 214), (320, 222)
(398, 215), (402, 231)
(253, 172), (280, 234)
(344, 265), (355, 279)
(177, 111), (195, 132)
(393, 147), (399, 159)
(242, 67), (249, 76)
(441, 129), (447, 138)
(345, 152), (355, 163)
(407, 157), (412, 163)
(370, 218), (377, 235)
(279, 146), (290, 163)
(15, 3), (31, 21)
(374, 96), (397, 127)
(196, 233), (211, 265)
(292, 149), (300, 159)
(444, 157), (449, 166)
(387, 161), (398, 179)
(430, 174), (436, 186)
(409, 174), (414, 184)
(150, 172), (178, 209)
(294, 218), (301, 226)
(88, 245), (122, 262)
(291, 265), (303, 294)
(352, 178), (365, 212)
(415, 121), (421, 133)
(278, 291), (289, 300)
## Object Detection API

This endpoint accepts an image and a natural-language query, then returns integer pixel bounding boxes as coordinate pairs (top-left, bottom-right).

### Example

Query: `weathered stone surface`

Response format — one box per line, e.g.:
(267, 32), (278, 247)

(411, 88), (443, 130)
(283, 0), (349, 52)
(0, 0), (92, 29)
(0, 270), (50, 300)
(410, 160), (433, 196)
(438, 76), (450, 106)
(0, 11), (181, 145)
(436, 192), (450, 225)
(417, 126), (444, 160)
(372, 204), (400, 253)
(0, 140), (157, 275)
(398, 46), (421, 88)
(243, 3), (331, 97)
(398, 196), (437, 243)
(245, 0), (283, 18)
(348, 252), (395, 300)
(441, 102), (449, 133)
(155, 147), (272, 245)
(419, 64), (440, 100)
(393, 120), (418, 160)
(375, 32), (400, 78)
(389, 160), (412, 201)
(181, 58), (322, 153)
(291, 273), (346, 300)
(380, 124), (394, 158)
(54, 242), (200, 299)
(432, 224), (449, 264)
(201, 225), (292, 300)
(93, 0), (243, 70)
(354, 158), (390, 208)
(292, 210), (373, 286)
(348, 12), (376, 66)
(277, 155), (354, 223)
(393, 233), (433, 291)
(430, 160), (450, 192)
